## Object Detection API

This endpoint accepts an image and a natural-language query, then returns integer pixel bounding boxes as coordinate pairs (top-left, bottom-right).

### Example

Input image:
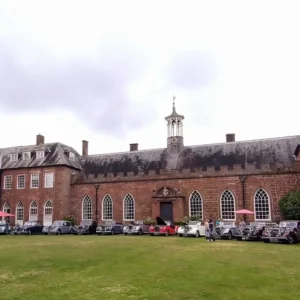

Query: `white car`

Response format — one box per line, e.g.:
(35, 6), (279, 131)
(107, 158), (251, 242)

(177, 221), (206, 237)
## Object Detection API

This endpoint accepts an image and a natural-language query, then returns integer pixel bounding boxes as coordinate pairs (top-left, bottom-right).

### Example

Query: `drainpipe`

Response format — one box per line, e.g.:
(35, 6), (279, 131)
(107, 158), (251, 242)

(94, 184), (100, 222)
(239, 176), (247, 222)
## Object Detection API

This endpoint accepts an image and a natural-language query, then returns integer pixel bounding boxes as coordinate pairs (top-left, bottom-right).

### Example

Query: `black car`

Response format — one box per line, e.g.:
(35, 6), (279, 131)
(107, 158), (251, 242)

(96, 221), (123, 235)
(73, 220), (98, 235)
(14, 221), (44, 235)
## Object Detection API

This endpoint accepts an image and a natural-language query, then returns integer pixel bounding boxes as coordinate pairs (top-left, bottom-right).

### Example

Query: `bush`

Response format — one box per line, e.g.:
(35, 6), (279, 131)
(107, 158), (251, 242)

(279, 190), (300, 220)
(63, 215), (77, 226)
(143, 217), (155, 225)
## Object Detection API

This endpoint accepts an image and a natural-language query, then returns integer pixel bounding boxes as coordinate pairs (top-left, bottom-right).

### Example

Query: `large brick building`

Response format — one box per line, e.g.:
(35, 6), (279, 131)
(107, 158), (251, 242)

(1, 103), (300, 226)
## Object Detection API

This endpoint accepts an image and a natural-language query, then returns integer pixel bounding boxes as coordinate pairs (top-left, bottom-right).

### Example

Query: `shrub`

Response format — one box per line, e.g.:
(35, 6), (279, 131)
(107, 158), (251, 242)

(63, 215), (77, 226)
(279, 190), (300, 220)
(143, 217), (155, 225)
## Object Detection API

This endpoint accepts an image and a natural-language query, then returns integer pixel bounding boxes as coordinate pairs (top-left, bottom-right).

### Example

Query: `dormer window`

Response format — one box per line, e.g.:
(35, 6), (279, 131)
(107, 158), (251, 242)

(36, 151), (45, 159)
(69, 152), (75, 161)
(23, 152), (31, 160)
(10, 154), (18, 161)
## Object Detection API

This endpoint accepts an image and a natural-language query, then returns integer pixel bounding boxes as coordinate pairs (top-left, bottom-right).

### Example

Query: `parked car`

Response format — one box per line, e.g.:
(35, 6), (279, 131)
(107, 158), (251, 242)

(73, 220), (97, 235)
(13, 221), (44, 235)
(96, 221), (123, 235)
(123, 220), (150, 235)
(262, 220), (300, 244)
(149, 217), (178, 236)
(42, 220), (76, 235)
(215, 221), (238, 240)
(177, 221), (206, 237)
(235, 222), (275, 241)
(0, 221), (11, 235)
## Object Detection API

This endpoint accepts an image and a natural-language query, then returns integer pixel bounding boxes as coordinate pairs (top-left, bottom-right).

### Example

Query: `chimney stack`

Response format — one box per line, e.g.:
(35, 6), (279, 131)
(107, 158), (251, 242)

(226, 133), (235, 142)
(82, 140), (88, 157)
(36, 134), (44, 146)
(130, 143), (138, 151)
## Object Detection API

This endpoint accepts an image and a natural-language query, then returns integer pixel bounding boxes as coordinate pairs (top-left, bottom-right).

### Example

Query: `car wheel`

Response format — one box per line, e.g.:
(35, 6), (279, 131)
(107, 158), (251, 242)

(124, 233), (128, 236)
(263, 239), (270, 243)
(179, 234), (183, 237)
(150, 233), (154, 236)
(165, 231), (169, 236)
(227, 232), (232, 240)
(287, 235), (294, 244)
(27, 230), (32, 235)
(138, 229), (143, 235)
(111, 230), (115, 235)
(56, 230), (61, 235)
(237, 237), (242, 241)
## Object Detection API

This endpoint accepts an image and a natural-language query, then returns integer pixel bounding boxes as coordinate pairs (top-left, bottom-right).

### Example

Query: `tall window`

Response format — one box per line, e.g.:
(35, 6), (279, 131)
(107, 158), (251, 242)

(2, 202), (10, 222)
(45, 173), (54, 188)
(4, 176), (12, 189)
(16, 202), (24, 226)
(31, 174), (39, 188)
(189, 191), (203, 220)
(29, 201), (38, 221)
(44, 201), (53, 226)
(17, 175), (25, 189)
(123, 194), (135, 221)
(254, 188), (271, 220)
(220, 190), (236, 220)
(82, 195), (92, 220)
(102, 194), (113, 220)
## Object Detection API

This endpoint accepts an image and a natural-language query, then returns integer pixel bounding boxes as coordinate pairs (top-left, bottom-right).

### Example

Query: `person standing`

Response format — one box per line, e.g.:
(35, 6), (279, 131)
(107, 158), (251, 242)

(208, 216), (215, 242)
(205, 219), (211, 242)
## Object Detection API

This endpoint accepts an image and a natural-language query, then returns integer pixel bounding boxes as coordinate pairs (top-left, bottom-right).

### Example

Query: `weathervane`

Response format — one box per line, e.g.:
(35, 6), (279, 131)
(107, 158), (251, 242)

(173, 95), (176, 108)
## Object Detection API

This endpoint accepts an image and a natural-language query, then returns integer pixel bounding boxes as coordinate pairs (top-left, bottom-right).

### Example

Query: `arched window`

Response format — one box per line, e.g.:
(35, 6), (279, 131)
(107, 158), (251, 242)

(2, 202), (10, 222)
(123, 193), (135, 221)
(189, 191), (203, 220)
(102, 194), (113, 220)
(44, 200), (53, 226)
(220, 190), (236, 220)
(29, 201), (38, 221)
(16, 202), (24, 226)
(82, 195), (92, 220)
(254, 188), (271, 220)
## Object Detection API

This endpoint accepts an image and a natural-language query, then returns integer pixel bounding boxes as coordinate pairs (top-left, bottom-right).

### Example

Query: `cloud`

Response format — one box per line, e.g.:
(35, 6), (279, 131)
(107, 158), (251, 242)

(0, 39), (156, 137)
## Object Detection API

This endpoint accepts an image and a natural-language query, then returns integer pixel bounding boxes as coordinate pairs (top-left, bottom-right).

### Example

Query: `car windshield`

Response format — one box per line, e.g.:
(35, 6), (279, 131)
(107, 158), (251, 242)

(80, 220), (91, 226)
(250, 222), (265, 227)
(280, 222), (296, 228)
(24, 221), (36, 226)
(188, 221), (198, 225)
(52, 221), (63, 226)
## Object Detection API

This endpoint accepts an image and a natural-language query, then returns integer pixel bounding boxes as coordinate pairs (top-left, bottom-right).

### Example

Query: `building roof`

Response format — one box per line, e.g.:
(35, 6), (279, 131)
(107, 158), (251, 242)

(80, 135), (300, 175)
(0, 143), (81, 170)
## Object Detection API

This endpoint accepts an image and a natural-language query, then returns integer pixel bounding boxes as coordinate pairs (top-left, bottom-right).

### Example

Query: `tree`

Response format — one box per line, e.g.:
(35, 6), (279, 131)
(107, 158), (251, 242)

(279, 190), (300, 220)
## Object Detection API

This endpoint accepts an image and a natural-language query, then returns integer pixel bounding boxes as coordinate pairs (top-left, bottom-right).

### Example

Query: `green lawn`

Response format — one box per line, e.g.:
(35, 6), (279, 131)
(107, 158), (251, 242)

(0, 235), (300, 300)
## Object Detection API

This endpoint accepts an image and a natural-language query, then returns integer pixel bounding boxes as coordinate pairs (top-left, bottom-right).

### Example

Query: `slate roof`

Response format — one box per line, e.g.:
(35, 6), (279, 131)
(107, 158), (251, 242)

(80, 135), (300, 175)
(0, 143), (81, 170)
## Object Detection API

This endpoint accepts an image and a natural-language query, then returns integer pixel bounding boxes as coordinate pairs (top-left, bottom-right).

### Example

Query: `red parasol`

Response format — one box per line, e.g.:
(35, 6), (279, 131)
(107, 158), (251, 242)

(235, 209), (254, 214)
(0, 211), (15, 217)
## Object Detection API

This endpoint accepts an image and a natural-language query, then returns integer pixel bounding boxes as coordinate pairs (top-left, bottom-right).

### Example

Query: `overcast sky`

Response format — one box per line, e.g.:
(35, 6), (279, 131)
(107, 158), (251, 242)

(1, 0), (300, 155)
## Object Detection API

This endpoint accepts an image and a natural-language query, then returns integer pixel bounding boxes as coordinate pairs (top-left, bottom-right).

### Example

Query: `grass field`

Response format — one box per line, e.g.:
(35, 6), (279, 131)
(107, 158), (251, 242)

(0, 235), (300, 300)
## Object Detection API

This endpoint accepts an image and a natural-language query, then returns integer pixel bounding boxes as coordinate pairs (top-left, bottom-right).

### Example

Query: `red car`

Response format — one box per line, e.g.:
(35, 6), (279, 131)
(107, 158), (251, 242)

(149, 217), (178, 236)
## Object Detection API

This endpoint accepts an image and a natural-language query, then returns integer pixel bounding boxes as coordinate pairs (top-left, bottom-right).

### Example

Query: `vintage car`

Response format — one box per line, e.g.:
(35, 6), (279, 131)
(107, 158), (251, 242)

(0, 221), (11, 235)
(96, 221), (123, 235)
(73, 220), (97, 235)
(177, 221), (206, 237)
(42, 220), (76, 235)
(123, 220), (150, 235)
(13, 221), (44, 235)
(149, 217), (178, 236)
(235, 222), (275, 241)
(214, 221), (238, 240)
(262, 220), (300, 244)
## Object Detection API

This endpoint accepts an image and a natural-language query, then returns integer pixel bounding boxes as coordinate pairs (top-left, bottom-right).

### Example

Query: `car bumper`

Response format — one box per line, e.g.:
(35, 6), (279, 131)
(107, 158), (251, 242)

(262, 236), (287, 241)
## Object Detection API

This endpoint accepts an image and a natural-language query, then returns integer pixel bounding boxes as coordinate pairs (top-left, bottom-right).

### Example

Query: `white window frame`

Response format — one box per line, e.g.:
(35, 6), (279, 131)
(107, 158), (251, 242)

(10, 154), (18, 161)
(123, 193), (135, 221)
(36, 151), (45, 159)
(4, 175), (12, 189)
(44, 172), (54, 188)
(254, 188), (271, 221)
(16, 202), (24, 226)
(189, 190), (203, 220)
(17, 174), (25, 189)
(43, 200), (53, 226)
(69, 152), (75, 161)
(82, 195), (92, 220)
(220, 190), (236, 221)
(102, 194), (113, 221)
(22, 152), (31, 160)
(29, 201), (38, 221)
(30, 174), (39, 188)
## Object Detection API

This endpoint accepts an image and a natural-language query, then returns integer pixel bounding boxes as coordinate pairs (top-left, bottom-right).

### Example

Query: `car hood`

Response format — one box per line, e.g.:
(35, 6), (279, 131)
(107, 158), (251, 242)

(156, 217), (167, 226)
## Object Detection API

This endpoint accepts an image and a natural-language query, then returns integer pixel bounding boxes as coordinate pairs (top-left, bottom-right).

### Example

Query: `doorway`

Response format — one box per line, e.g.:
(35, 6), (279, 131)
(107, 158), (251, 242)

(160, 202), (173, 221)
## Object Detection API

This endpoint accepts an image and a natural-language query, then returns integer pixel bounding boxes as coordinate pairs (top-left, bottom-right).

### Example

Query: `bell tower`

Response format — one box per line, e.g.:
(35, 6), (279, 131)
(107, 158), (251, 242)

(165, 96), (184, 152)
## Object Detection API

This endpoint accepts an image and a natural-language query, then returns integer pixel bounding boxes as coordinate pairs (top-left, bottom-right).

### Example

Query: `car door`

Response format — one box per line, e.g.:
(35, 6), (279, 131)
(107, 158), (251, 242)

(62, 222), (71, 233)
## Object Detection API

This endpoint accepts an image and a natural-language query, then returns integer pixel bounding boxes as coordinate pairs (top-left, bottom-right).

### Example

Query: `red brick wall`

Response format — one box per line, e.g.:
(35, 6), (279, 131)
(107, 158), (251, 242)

(70, 173), (300, 224)
(1, 166), (73, 225)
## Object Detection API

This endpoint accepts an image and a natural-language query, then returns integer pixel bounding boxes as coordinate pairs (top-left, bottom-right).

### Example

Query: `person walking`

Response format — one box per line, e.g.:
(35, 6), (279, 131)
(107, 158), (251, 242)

(208, 215), (215, 242)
